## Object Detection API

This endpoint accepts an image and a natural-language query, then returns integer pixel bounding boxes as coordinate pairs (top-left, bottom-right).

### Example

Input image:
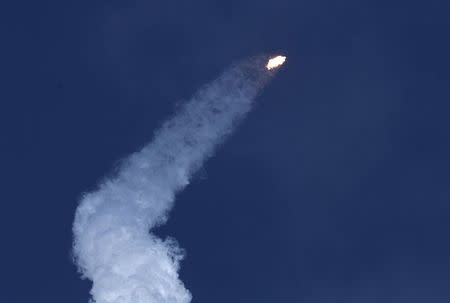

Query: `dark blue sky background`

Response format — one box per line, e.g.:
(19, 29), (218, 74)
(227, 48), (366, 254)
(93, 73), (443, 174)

(2, 0), (450, 302)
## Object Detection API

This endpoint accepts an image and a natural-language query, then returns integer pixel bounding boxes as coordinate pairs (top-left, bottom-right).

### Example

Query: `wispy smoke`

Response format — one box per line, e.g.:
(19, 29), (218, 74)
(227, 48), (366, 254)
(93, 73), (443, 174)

(73, 56), (277, 303)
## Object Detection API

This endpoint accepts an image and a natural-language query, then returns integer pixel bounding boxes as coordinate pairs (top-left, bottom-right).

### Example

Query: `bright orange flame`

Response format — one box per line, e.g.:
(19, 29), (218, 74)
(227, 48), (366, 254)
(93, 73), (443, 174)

(266, 55), (286, 70)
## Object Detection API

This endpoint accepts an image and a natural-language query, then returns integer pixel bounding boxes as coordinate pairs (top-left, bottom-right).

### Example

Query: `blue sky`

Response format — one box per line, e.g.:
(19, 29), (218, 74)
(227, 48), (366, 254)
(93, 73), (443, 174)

(2, 0), (450, 302)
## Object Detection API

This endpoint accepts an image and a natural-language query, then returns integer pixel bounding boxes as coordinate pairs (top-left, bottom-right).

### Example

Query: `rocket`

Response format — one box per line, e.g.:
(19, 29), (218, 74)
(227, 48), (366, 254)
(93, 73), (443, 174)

(266, 55), (287, 70)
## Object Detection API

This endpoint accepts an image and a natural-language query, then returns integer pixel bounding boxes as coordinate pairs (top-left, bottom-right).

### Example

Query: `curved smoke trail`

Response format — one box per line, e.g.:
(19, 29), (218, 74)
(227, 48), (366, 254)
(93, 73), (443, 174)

(73, 56), (282, 303)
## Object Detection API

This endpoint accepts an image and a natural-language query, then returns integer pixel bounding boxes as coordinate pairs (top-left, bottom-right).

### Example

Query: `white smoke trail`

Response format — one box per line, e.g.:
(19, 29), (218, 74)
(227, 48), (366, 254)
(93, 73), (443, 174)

(73, 56), (280, 303)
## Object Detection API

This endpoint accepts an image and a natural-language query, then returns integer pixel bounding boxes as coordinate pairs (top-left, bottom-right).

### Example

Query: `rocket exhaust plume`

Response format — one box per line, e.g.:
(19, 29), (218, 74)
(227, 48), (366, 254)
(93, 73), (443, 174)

(72, 55), (285, 303)
(266, 55), (286, 70)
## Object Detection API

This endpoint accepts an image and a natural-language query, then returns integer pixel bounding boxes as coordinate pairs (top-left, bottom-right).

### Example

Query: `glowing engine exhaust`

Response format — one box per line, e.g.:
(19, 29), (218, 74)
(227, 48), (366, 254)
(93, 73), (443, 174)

(266, 55), (286, 70)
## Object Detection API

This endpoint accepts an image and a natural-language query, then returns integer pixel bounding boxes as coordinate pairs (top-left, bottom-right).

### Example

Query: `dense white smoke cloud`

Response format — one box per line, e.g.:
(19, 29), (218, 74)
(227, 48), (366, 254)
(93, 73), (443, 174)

(73, 56), (277, 303)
